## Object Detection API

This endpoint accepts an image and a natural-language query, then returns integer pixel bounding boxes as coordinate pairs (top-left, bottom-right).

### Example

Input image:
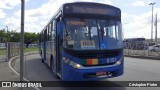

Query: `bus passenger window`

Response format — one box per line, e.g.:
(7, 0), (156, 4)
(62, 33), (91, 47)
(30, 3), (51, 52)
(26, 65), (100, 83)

(52, 30), (55, 40)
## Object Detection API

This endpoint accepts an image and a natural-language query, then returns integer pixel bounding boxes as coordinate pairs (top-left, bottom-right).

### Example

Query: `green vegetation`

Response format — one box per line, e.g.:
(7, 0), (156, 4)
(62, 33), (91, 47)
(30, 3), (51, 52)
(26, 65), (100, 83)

(0, 29), (39, 48)
(0, 48), (6, 55)
(0, 47), (39, 56)
(24, 47), (39, 53)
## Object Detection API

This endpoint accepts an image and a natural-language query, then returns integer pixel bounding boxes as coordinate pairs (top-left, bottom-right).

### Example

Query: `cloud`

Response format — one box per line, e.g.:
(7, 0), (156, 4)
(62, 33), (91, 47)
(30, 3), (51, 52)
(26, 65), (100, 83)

(3, 0), (160, 40)
(4, 17), (20, 31)
(0, 9), (6, 18)
(132, 0), (145, 7)
(123, 7), (160, 39)
(0, 0), (30, 9)
(122, 13), (129, 20)
(5, 0), (113, 33)
(97, 0), (113, 5)
(7, 0), (72, 32)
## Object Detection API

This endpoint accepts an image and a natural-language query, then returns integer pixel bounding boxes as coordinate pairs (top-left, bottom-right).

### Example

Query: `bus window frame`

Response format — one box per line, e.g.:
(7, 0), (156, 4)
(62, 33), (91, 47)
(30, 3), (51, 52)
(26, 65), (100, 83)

(51, 20), (56, 41)
(49, 23), (52, 41)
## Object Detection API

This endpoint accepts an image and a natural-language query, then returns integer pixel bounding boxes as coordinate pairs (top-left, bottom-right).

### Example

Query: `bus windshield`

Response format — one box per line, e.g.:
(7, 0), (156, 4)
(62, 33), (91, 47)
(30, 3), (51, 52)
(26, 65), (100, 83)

(63, 18), (123, 50)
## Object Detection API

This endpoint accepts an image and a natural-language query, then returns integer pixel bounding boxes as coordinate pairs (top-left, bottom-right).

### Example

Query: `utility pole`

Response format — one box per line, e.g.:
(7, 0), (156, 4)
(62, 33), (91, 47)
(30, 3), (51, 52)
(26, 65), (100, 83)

(6, 26), (8, 33)
(155, 14), (157, 42)
(20, 0), (25, 89)
(149, 2), (155, 42)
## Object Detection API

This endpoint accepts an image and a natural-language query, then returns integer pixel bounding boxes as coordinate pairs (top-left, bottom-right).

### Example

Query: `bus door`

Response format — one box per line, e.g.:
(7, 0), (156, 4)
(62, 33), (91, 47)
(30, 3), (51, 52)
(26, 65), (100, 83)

(46, 26), (50, 66)
(43, 29), (47, 62)
(56, 21), (63, 75)
(40, 34), (43, 57)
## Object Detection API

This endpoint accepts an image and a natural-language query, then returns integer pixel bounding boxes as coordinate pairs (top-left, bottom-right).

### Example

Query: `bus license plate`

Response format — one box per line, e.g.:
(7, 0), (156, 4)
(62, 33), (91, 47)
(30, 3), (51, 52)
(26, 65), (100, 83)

(96, 71), (107, 76)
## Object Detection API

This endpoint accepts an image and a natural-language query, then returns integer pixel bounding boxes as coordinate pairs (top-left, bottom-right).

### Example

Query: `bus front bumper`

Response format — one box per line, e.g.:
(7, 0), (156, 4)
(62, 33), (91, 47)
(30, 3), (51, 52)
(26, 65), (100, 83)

(61, 61), (124, 81)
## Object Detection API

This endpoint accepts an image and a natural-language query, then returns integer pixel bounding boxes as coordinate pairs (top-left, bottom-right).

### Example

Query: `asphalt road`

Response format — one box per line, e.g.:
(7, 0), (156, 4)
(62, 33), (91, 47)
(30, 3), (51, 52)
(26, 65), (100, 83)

(12, 54), (160, 90)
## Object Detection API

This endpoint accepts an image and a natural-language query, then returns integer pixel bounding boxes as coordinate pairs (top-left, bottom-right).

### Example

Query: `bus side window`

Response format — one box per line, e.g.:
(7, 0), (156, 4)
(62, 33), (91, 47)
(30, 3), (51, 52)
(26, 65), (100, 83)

(44, 29), (47, 41)
(46, 27), (49, 41)
(52, 30), (55, 41)
(52, 20), (56, 41)
(49, 23), (52, 41)
(47, 26), (49, 41)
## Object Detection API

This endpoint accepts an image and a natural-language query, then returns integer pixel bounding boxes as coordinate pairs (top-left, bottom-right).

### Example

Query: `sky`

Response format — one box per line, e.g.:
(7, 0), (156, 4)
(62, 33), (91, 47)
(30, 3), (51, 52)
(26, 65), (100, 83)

(0, 0), (160, 39)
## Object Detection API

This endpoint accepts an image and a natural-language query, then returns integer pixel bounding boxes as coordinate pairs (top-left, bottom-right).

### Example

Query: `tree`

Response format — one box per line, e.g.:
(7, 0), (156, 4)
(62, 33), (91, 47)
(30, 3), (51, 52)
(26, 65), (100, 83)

(24, 32), (39, 48)
(0, 29), (39, 46)
(8, 31), (20, 42)
(0, 29), (7, 42)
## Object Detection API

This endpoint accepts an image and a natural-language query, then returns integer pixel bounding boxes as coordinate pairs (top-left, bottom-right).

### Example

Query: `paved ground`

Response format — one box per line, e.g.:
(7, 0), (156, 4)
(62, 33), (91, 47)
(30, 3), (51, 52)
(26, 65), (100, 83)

(0, 52), (159, 90)
(108, 57), (160, 81)
(0, 55), (6, 62)
(0, 54), (37, 90)
(0, 61), (18, 81)
(10, 54), (160, 90)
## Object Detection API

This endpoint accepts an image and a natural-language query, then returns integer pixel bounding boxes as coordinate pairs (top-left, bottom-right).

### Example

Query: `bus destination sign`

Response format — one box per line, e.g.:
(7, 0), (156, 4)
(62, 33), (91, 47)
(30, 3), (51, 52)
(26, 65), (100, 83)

(72, 5), (120, 16)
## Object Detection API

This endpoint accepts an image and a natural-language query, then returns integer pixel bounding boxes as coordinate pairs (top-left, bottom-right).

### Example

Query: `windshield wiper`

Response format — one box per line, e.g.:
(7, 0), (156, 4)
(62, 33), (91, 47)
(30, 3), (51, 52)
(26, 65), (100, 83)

(84, 19), (92, 41)
(101, 28), (104, 41)
(97, 21), (104, 41)
(88, 26), (92, 40)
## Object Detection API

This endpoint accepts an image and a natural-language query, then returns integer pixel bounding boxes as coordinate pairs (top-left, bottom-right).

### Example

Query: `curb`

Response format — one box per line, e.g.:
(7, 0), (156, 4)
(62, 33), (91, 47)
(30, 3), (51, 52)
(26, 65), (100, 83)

(8, 52), (40, 90)
(124, 55), (160, 60)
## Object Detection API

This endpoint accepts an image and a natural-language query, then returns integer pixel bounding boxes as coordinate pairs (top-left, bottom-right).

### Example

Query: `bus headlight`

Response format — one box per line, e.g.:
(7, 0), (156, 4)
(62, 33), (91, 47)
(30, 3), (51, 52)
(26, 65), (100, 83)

(116, 57), (124, 65)
(75, 64), (81, 69)
(63, 57), (81, 69)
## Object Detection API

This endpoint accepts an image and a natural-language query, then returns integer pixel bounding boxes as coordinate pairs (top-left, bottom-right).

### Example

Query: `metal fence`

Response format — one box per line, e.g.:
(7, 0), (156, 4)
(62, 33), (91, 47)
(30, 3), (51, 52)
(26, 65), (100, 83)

(6, 42), (20, 61)
(124, 42), (160, 59)
(0, 43), (6, 62)
(0, 42), (21, 62)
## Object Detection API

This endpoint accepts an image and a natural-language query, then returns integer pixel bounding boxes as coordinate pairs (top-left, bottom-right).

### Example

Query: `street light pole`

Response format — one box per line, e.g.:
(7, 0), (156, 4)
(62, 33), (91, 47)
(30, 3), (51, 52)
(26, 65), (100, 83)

(149, 2), (155, 42)
(6, 26), (8, 33)
(20, 0), (25, 86)
(155, 14), (157, 42)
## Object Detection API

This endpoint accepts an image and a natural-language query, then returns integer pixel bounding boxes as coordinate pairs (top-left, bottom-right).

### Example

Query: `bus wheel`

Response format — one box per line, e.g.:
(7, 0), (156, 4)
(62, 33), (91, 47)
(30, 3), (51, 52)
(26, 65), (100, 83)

(40, 50), (42, 56)
(50, 56), (60, 79)
(41, 50), (44, 63)
(50, 55), (53, 69)
(42, 58), (44, 63)
(55, 73), (60, 79)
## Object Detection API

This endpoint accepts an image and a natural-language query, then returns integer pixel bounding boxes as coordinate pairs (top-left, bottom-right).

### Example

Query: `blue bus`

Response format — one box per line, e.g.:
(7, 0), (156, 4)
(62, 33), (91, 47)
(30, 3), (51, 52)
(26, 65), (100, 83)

(39, 2), (123, 81)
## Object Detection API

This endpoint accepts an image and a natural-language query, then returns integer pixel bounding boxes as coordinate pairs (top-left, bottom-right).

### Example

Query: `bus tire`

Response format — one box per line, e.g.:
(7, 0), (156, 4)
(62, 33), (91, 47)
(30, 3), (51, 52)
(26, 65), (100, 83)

(55, 74), (60, 79)
(40, 50), (42, 56)
(40, 50), (44, 63)
(42, 58), (44, 63)
(50, 55), (53, 69)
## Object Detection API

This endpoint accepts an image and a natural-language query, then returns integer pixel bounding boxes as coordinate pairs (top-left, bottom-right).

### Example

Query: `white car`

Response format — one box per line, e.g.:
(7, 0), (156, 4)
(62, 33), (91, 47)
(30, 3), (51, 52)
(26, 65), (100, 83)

(149, 44), (160, 52)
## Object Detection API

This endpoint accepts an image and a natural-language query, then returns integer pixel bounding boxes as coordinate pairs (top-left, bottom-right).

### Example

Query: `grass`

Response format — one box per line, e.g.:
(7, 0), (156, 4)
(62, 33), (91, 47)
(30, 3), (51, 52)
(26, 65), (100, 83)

(0, 48), (6, 55)
(0, 47), (39, 55)
(24, 47), (39, 53)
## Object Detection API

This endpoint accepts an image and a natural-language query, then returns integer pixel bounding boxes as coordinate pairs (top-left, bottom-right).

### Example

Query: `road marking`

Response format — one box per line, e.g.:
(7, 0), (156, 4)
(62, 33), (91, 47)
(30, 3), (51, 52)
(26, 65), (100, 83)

(8, 54), (40, 90)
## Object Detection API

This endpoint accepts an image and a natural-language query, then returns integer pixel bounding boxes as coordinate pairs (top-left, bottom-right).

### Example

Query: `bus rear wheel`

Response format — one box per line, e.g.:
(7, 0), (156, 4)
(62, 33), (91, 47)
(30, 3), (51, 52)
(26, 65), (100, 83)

(41, 58), (44, 63)
(40, 50), (44, 63)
